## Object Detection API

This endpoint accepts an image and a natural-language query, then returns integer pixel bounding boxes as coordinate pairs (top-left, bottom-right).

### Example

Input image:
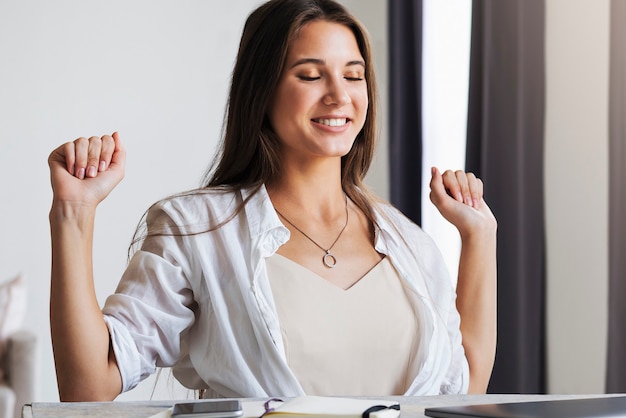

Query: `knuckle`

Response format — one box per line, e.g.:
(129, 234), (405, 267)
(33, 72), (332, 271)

(62, 141), (74, 153)
(74, 137), (88, 146)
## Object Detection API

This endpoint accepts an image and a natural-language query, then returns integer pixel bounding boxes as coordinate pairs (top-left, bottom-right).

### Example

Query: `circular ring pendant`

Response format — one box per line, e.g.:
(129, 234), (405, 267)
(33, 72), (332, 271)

(323, 252), (337, 268)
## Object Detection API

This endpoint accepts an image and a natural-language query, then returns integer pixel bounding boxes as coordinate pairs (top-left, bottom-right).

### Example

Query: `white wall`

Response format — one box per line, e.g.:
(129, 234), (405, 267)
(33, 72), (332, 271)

(545, 0), (610, 394)
(0, 0), (387, 402)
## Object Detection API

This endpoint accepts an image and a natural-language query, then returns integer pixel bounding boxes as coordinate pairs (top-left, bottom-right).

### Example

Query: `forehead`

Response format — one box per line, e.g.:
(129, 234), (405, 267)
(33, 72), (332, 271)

(286, 20), (363, 63)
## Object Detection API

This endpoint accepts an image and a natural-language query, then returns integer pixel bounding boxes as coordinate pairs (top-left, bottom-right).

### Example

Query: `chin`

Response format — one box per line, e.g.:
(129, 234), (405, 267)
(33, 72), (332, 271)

(325, 140), (357, 157)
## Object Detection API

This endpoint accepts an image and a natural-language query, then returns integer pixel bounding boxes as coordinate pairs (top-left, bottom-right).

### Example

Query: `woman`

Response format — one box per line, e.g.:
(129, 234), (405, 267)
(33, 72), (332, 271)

(48, 0), (497, 401)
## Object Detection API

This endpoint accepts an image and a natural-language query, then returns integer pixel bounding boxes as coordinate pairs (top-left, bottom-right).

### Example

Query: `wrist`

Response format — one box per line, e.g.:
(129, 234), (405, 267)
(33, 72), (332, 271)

(459, 218), (497, 242)
(49, 200), (97, 228)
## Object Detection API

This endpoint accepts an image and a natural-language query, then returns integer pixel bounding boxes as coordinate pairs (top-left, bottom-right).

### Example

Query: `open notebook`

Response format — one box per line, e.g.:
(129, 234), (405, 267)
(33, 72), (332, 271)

(151, 396), (400, 418)
(424, 395), (626, 418)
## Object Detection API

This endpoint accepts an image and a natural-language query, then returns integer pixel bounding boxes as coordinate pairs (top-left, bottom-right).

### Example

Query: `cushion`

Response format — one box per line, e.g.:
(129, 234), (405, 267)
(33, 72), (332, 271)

(0, 274), (26, 382)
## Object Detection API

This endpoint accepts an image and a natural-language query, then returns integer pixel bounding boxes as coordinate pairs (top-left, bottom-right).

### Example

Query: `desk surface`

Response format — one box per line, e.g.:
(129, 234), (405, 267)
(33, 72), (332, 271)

(22, 394), (610, 418)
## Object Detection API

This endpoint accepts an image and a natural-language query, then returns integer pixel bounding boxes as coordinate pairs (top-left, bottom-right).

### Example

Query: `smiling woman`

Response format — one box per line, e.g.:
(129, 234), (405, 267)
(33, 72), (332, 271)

(46, 0), (496, 401)
(267, 20), (368, 166)
(267, 21), (367, 167)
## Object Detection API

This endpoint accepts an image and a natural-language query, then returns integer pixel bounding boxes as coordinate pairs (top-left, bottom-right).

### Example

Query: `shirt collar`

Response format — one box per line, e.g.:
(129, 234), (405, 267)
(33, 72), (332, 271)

(240, 184), (395, 256)
(241, 184), (290, 244)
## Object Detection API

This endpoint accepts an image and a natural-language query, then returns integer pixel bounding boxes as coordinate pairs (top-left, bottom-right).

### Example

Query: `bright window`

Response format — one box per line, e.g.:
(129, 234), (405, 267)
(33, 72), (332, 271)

(421, 0), (472, 284)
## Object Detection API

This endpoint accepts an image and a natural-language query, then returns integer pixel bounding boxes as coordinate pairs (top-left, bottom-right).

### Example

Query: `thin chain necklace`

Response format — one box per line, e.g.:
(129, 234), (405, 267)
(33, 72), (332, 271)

(274, 194), (349, 268)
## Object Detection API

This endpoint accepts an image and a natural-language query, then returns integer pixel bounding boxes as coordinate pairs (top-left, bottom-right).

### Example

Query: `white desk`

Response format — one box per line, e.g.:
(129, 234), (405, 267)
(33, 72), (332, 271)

(22, 394), (612, 418)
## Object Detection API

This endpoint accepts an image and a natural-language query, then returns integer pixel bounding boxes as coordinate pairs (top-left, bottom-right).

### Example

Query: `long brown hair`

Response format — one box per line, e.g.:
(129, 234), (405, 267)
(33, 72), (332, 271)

(131, 0), (381, 255)
(204, 0), (380, 220)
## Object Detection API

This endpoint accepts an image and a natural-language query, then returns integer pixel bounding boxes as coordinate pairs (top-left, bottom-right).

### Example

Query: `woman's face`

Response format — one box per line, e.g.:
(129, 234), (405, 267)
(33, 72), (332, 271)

(268, 19), (368, 163)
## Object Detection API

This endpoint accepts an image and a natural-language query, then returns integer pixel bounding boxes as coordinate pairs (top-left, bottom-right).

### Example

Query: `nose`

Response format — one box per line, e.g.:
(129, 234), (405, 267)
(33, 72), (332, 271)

(323, 76), (351, 106)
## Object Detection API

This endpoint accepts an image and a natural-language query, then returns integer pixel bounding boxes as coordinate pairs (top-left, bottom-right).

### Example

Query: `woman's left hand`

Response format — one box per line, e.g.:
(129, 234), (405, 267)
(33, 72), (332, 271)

(429, 167), (497, 238)
(430, 166), (498, 393)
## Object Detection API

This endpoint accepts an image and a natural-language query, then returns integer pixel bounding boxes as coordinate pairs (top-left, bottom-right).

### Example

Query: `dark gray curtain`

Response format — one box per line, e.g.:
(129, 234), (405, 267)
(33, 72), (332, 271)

(465, 0), (547, 393)
(388, 0), (423, 225)
(606, 0), (626, 394)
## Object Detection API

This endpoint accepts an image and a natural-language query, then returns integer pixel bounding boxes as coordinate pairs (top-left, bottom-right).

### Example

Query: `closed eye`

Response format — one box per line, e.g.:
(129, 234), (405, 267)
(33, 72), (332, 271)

(298, 75), (321, 81)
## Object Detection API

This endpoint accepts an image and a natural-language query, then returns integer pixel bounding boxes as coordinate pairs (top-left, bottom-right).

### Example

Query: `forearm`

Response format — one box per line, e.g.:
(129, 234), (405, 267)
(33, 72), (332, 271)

(456, 226), (497, 393)
(49, 203), (122, 401)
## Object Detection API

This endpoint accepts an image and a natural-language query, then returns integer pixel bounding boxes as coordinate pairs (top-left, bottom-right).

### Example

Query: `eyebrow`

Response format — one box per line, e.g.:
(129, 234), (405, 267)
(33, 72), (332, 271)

(290, 58), (366, 69)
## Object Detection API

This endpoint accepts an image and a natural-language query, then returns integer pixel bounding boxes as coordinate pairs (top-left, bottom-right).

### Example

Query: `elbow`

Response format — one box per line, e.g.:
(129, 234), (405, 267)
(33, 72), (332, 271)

(56, 367), (122, 402)
(58, 385), (119, 402)
(59, 392), (117, 403)
(59, 387), (117, 402)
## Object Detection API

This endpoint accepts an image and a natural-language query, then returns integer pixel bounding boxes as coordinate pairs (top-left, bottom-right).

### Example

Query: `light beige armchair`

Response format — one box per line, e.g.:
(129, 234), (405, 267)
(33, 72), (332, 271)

(0, 331), (37, 418)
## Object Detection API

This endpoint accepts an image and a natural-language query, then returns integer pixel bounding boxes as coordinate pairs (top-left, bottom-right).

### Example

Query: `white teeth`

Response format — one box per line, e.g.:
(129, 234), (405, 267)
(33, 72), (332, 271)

(315, 118), (347, 127)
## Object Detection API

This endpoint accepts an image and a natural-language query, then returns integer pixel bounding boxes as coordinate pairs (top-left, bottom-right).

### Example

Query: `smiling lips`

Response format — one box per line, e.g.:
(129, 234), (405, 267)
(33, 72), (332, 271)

(312, 118), (349, 127)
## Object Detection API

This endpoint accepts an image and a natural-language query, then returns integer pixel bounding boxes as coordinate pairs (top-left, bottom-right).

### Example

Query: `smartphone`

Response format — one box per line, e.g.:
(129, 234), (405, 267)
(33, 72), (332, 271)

(171, 400), (243, 418)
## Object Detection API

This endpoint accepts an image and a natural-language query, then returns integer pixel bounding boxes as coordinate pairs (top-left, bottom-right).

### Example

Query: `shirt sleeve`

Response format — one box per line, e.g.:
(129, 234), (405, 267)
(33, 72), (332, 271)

(439, 289), (470, 394)
(103, 203), (197, 393)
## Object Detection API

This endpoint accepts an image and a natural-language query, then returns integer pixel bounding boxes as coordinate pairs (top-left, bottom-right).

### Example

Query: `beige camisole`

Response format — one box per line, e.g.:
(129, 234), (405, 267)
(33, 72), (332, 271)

(266, 253), (420, 396)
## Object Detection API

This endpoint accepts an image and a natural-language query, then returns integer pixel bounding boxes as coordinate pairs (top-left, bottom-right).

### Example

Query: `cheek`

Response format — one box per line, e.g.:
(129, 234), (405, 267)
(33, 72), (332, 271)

(273, 87), (309, 120)
(351, 84), (368, 104)
(354, 90), (369, 120)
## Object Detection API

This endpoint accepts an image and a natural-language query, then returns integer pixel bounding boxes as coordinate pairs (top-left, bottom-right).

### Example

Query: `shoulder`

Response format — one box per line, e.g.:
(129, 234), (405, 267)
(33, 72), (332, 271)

(145, 186), (262, 234)
(373, 200), (425, 237)
(372, 201), (444, 262)
(152, 187), (242, 216)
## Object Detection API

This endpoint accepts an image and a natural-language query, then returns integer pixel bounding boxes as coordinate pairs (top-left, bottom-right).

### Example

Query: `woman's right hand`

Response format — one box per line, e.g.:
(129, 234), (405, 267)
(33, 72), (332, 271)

(48, 132), (126, 209)
(48, 131), (126, 401)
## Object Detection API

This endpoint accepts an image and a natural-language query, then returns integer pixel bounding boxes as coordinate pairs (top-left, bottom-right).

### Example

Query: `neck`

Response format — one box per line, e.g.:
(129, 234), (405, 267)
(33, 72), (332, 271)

(267, 160), (346, 219)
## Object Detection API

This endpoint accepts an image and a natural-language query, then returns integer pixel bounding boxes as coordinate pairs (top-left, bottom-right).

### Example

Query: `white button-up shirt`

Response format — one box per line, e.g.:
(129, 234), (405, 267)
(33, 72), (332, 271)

(103, 185), (469, 397)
